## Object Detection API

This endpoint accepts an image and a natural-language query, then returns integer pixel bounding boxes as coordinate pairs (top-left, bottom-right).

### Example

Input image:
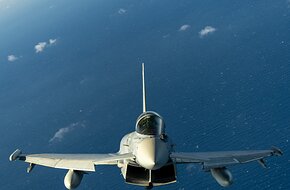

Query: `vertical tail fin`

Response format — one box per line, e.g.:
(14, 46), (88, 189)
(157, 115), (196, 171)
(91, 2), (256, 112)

(142, 63), (147, 113)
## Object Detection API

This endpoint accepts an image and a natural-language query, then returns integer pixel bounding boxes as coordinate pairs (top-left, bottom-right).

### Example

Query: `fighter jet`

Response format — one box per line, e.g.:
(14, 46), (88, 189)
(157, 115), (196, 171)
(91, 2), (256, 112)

(10, 63), (282, 189)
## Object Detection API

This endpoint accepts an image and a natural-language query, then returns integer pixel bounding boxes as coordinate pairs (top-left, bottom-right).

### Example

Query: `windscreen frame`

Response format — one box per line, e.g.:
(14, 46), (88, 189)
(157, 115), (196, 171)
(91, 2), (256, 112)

(135, 112), (165, 136)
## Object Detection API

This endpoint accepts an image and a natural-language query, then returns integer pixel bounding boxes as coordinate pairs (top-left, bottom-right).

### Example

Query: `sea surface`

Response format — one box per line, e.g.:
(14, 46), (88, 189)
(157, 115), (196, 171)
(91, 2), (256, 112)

(0, 0), (289, 189)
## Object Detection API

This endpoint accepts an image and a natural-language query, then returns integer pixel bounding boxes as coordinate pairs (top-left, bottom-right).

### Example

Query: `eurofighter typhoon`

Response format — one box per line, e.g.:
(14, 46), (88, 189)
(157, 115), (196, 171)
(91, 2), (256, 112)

(10, 64), (282, 189)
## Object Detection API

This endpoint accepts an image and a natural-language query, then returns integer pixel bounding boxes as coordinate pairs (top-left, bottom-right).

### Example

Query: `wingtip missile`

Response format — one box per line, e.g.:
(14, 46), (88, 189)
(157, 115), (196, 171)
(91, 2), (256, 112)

(9, 149), (22, 161)
(271, 146), (283, 156)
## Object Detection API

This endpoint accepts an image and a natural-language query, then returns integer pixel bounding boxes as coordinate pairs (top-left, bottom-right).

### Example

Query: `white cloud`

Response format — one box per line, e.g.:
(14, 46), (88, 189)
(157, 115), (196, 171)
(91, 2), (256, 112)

(179, 24), (190, 31)
(34, 42), (47, 53)
(7, 55), (18, 62)
(199, 26), (216, 37)
(118, 8), (126, 14)
(49, 127), (71, 143)
(34, 38), (57, 53)
(49, 122), (85, 143)
(49, 38), (57, 45)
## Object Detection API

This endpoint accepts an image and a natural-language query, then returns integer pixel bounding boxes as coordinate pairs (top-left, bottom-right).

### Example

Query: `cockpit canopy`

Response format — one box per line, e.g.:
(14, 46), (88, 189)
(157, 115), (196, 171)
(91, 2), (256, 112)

(136, 111), (165, 136)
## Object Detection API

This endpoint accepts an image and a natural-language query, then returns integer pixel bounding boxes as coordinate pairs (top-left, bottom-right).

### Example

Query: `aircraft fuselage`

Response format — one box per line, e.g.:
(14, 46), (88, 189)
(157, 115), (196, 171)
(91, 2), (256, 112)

(117, 111), (177, 187)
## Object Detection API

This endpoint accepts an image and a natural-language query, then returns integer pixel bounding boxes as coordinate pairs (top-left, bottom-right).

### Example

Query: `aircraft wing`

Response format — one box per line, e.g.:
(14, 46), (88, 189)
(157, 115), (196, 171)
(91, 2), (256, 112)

(170, 147), (282, 170)
(9, 149), (134, 172)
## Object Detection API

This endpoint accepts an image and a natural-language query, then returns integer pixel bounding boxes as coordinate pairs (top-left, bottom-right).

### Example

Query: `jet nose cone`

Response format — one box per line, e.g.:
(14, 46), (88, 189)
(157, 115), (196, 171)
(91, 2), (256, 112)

(146, 159), (156, 170)
(136, 137), (169, 170)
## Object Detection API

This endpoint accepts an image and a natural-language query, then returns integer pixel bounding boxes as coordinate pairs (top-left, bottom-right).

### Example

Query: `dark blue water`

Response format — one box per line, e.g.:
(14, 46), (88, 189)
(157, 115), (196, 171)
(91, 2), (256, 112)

(1, 0), (289, 189)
